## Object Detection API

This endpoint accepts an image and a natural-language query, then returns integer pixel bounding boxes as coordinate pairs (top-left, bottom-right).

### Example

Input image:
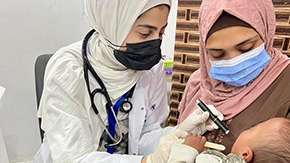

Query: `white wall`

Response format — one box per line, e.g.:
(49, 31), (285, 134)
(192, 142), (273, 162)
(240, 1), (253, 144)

(0, 0), (177, 162)
(0, 1), (90, 162)
(162, 0), (178, 59)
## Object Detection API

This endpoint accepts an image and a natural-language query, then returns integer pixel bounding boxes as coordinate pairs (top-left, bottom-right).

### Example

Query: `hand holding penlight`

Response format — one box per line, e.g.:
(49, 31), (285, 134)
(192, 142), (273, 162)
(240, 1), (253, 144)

(196, 99), (230, 134)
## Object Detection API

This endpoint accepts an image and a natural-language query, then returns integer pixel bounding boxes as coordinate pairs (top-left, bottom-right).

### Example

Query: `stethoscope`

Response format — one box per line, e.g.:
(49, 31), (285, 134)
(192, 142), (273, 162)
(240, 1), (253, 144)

(82, 29), (136, 147)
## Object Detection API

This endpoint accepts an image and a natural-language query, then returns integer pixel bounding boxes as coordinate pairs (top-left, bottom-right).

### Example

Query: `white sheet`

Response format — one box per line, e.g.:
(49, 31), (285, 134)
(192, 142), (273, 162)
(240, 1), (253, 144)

(0, 86), (9, 163)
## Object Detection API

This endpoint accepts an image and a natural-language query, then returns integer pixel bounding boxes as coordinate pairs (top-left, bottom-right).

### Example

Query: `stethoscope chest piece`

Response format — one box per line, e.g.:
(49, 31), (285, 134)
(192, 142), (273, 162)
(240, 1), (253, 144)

(120, 100), (132, 113)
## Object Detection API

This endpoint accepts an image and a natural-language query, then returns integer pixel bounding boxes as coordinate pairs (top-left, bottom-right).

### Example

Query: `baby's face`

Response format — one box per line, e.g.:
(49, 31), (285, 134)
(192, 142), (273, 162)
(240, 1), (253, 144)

(231, 118), (283, 155)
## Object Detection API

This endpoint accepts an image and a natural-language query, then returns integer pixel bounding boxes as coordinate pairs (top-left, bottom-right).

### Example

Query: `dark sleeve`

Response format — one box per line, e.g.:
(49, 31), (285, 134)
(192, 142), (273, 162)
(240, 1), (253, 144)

(287, 106), (290, 119)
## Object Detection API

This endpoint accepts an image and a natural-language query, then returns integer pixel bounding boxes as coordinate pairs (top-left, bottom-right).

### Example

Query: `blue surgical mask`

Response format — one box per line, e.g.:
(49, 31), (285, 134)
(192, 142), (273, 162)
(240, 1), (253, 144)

(209, 43), (271, 87)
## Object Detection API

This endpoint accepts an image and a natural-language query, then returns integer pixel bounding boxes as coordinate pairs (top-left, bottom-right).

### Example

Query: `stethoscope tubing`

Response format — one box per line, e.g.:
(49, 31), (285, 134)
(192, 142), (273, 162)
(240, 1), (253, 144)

(82, 29), (123, 147)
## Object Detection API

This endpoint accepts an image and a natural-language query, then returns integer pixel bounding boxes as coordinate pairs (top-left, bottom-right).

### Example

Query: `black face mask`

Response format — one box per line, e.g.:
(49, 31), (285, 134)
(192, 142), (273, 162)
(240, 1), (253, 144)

(114, 39), (162, 70)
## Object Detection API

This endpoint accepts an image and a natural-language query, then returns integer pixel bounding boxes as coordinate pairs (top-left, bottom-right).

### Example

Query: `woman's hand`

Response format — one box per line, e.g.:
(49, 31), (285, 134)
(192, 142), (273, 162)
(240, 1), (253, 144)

(178, 105), (224, 135)
(141, 157), (147, 163)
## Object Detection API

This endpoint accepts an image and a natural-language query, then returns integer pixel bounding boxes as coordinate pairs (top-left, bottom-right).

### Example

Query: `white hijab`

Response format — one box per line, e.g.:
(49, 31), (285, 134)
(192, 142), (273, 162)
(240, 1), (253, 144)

(83, 0), (171, 100)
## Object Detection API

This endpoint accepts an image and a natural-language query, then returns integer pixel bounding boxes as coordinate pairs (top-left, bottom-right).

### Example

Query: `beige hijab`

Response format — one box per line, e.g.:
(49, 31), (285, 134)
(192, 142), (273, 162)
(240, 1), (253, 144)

(178, 0), (290, 122)
(84, 0), (171, 100)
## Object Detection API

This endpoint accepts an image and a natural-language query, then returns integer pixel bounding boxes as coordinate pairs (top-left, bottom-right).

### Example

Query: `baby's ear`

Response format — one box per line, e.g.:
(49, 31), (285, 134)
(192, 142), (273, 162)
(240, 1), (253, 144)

(241, 147), (253, 162)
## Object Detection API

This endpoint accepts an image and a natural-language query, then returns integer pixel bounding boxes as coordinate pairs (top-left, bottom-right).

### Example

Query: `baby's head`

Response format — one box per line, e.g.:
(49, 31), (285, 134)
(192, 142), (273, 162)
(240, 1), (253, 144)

(231, 117), (290, 163)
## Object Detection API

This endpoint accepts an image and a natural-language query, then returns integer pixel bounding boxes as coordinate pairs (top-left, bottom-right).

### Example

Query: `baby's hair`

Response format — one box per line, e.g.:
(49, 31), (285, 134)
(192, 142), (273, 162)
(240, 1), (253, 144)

(251, 118), (290, 163)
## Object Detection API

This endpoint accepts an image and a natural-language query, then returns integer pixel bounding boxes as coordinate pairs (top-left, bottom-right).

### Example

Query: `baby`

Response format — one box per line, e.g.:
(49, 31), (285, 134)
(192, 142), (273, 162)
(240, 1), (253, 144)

(168, 117), (290, 163)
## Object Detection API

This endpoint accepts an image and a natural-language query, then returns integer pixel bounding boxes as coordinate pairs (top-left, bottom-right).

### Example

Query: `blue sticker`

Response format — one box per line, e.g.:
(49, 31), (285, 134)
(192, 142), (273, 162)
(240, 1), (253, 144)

(150, 104), (156, 111)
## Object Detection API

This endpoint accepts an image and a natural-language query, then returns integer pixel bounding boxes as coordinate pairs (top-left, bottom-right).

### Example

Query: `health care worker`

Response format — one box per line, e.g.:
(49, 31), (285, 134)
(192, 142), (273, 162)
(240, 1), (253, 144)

(33, 0), (221, 162)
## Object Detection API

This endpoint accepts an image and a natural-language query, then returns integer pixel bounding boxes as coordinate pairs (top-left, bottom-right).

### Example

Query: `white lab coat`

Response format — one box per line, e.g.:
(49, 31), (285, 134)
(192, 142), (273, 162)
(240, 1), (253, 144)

(34, 49), (176, 163)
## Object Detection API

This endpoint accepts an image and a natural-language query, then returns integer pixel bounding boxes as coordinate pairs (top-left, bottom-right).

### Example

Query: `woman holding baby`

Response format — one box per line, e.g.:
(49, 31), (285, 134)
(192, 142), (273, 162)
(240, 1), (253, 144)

(175, 0), (290, 162)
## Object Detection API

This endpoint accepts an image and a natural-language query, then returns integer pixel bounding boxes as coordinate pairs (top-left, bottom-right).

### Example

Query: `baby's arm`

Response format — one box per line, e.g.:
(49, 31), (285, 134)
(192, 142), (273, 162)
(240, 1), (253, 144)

(167, 133), (206, 163)
(183, 133), (207, 153)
